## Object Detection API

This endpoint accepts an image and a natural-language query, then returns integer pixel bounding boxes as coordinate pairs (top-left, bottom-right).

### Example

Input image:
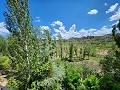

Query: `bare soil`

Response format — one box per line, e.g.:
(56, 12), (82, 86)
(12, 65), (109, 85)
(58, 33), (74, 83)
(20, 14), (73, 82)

(0, 75), (7, 87)
(97, 50), (108, 56)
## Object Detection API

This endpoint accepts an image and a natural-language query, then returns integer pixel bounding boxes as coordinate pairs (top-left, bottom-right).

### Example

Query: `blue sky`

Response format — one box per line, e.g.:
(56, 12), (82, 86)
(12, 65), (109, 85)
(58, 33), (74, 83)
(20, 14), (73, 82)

(0, 0), (120, 39)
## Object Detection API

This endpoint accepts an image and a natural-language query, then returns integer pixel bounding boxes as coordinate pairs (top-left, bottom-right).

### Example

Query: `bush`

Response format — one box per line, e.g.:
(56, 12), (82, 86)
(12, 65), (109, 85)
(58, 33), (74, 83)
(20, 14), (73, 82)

(0, 54), (11, 74)
(100, 49), (120, 82)
(63, 68), (83, 90)
(7, 77), (20, 90)
(83, 75), (99, 90)
(99, 75), (120, 90)
(27, 60), (65, 90)
(100, 51), (115, 75)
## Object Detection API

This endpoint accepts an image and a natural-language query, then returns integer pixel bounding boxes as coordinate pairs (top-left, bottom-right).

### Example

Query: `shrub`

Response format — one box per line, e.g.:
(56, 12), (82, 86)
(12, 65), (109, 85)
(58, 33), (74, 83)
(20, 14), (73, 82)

(100, 51), (115, 75)
(0, 54), (11, 74)
(63, 68), (83, 90)
(7, 77), (20, 90)
(100, 49), (120, 82)
(27, 60), (65, 90)
(99, 75), (120, 90)
(83, 75), (99, 90)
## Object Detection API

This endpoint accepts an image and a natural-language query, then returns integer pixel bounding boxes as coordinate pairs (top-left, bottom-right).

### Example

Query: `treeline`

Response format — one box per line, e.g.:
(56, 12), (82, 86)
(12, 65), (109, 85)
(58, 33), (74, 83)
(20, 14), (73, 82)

(67, 34), (114, 44)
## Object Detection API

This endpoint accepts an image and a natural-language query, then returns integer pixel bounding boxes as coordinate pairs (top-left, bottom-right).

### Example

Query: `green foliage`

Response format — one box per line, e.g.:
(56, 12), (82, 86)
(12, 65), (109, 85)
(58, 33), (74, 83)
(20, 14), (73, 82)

(83, 75), (99, 90)
(99, 75), (120, 90)
(65, 61), (96, 79)
(69, 43), (73, 62)
(4, 0), (32, 35)
(4, 0), (54, 89)
(100, 50), (115, 75)
(7, 77), (20, 90)
(100, 48), (120, 82)
(2, 0), (120, 90)
(81, 65), (96, 79)
(98, 20), (120, 90)
(0, 54), (11, 74)
(112, 20), (120, 48)
(27, 60), (65, 90)
(114, 50), (120, 81)
(6, 30), (54, 89)
(63, 68), (83, 90)
(0, 36), (8, 55)
(63, 63), (97, 90)
(57, 32), (63, 59)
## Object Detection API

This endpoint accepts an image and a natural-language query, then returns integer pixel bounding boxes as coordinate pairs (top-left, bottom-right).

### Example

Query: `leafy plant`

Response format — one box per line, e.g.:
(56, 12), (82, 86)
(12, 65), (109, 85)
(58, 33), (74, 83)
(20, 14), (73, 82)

(7, 77), (21, 90)
(99, 75), (120, 90)
(63, 68), (82, 90)
(4, 0), (54, 89)
(0, 54), (11, 74)
(83, 75), (99, 90)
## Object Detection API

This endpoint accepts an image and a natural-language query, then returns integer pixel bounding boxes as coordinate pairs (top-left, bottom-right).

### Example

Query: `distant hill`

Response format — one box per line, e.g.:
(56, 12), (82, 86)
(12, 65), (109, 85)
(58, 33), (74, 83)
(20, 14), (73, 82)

(64, 34), (114, 44)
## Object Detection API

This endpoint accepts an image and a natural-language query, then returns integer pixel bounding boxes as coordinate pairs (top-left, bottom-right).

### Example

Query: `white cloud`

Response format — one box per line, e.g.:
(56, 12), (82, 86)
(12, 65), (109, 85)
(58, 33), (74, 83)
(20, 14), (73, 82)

(77, 26), (111, 37)
(88, 28), (97, 32)
(51, 21), (111, 39)
(0, 22), (9, 35)
(35, 16), (40, 22)
(112, 21), (119, 26)
(104, 3), (108, 6)
(40, 26), (50, 30)
(106, 3), (119, 14)
(52, 21), (77, 39)
(88, 9), (98, 15)
(69, 24), (76, 33)
(36, 16), (40, 19)
(93, 26), (112, 36)
(35, 20), (40, 22)
(78, 29), (89, 37)
(51, 20), (63, 27)
(109, 8), (120, 21)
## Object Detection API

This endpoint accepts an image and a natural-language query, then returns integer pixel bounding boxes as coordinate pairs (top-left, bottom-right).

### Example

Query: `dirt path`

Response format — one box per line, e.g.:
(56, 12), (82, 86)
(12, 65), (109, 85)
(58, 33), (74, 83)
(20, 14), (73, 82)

(0, 75), (8, 86)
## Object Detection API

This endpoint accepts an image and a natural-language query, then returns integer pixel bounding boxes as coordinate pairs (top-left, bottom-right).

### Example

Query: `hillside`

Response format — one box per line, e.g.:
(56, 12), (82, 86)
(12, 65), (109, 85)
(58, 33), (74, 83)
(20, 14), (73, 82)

(65, 34), (114, 43)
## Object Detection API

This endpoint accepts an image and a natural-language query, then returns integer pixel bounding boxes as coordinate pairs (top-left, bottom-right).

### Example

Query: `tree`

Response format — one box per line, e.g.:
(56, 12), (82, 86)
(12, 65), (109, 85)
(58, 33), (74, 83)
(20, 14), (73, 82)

(74, 45), (77, 57)
(111, 20), (120, 81)
(83, 47), (90, 60)
(57, 32), (63, 59)
(4, 0), (33, 88)
(112, 20), (120, 48)
(0, 36), (8, 55)
(69, 43), (73, 62)
(101, 20), (120, 82)
(4, 0), (53, 89)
